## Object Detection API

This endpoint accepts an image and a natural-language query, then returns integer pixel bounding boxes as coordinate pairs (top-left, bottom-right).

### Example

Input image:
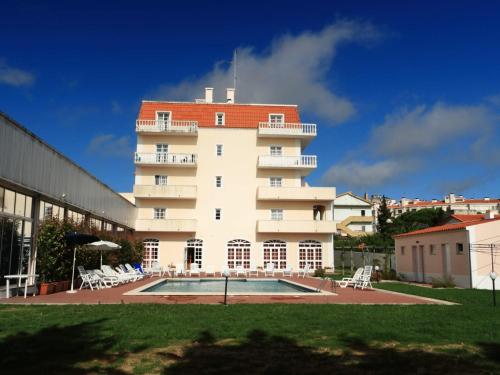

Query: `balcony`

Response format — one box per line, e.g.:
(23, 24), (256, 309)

(257, 220), (336, 234)
(134, 153), (197, 167)
(258, 122), (316, 138)
(257, 186), (335, 201)
(258, 155), (317, 171)
(133, 185), (197, 199)
(136, 120), (198, 135)
(135, 219), (197, 232)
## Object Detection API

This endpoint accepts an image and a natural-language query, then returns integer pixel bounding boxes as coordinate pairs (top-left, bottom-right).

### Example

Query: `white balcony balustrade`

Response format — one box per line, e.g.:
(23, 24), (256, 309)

(258, 122), (317, 137)
(136, 120), (198, 135)
(258, 155), (317, 170)
(134, 152), (197, 167)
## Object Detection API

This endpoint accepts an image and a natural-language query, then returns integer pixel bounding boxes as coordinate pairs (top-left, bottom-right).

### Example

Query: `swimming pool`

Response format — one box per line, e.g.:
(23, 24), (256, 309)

(125, 278), (327, 296)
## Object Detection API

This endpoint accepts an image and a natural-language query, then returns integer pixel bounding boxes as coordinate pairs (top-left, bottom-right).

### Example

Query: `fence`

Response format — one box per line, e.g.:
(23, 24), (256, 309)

(334, 247), (395, 275)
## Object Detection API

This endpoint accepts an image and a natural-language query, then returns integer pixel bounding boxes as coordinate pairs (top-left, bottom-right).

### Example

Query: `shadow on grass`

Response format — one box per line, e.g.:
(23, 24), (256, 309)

(163, 330), (500, 375)
(0, 319), (134, 374)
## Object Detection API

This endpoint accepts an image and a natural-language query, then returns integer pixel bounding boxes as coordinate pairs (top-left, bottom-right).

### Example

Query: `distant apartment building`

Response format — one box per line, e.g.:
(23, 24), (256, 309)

(333, 192), (374, 237)
(132, 88), (336, 272)
(389, 193), (500, 217)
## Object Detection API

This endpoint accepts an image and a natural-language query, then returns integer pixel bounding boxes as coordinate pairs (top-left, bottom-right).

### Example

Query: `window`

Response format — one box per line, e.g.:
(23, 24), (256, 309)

(216, 144), (223, 156)
(156, 111), (171, 125)
(216, 112), (225, 126)
(154, 208), (165, 219)
(156, 144), (168, 163)
(299, 240), (322, 270)
(398, 209), (403, 214)
(270, 177), (282, 187)
(227, 239), (251, 269)
(269, 114), (284, 124)
(400, 246), (405, 255)
(215, 208), (222, 220)
(456, 243), (464, 255)
(155, 175), (168, 185)
(270, 209), (283, 221)
(263, 240), (287, 269)
(270, 146), (282, 156)
(429, 244), (436, 255)
(215, 176), (222, 188)
(143, 239), (159, 269)
(361, 210), (366, 216)
(361, 225), (366, 232)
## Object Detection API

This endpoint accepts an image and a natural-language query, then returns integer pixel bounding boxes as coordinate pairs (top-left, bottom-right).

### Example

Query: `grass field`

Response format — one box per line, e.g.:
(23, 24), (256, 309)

(1, 283), (499, 374)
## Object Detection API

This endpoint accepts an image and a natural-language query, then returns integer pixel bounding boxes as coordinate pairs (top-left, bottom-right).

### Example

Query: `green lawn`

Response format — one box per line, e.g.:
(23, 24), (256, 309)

(1, 284), (499, 374)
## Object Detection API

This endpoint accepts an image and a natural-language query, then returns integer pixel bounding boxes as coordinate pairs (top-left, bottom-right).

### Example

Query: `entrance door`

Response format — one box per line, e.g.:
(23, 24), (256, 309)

(418, 245), (425, 282)
(441, 244), (450, 277)
(185, 239), (203, 269)
(411, 246), (419, 282)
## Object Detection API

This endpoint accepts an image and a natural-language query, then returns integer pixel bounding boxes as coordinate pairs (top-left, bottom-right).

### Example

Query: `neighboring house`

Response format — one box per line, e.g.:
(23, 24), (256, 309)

(333, 192), (374, 237)
(443, 213), (500, 224)
(394, 213), (500, 289)
(389, 193), (500, 217)
(132, 88), (336, 271)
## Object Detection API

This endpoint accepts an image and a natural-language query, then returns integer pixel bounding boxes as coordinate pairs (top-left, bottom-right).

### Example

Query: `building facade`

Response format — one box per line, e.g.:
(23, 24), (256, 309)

(389, 193), (500, 217)
(333, 192), (374, 236)
(133, 88), (336, 272)
(394, 214), (500, 289)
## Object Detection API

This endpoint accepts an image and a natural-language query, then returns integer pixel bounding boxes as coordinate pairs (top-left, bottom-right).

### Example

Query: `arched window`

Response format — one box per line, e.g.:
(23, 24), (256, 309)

(263, 240), (287, 269)
(143, 239), (159, 269)
(298, 240), (322, 270)
(186, 238), (203, 268)
(227, 239), (251, 269)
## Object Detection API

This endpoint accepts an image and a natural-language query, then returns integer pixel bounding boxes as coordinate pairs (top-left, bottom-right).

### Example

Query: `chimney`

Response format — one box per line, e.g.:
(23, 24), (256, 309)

(484, 210), (495, 220)
(205, 87), (213, 103)
(226, 88), (235, 103)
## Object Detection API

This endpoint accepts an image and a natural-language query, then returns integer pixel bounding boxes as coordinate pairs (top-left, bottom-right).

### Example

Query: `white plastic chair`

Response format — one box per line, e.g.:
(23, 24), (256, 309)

(236, 265), (247, 277)
(204, 265), (215, 277)
(188, 263), (201, 277)
(282, 265), (293, 277)
(336, 267), (363, 288)
(78, 266), (99, 291)
(248, 266), (259, 277)
(125, 263), (145, 279)
(92, 269), (119, 288)
(354, 266), (373, 290)
(264, 262), (275, 277)
(299, 263), (311, 278)
(175, 263), (185, 276)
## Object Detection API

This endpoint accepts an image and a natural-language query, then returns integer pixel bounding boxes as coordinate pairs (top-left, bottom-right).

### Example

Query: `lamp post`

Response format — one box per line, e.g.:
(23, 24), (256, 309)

(375, 265), (380, 283)
(490, 271), (497, 307)
(223, 269), (230, 306)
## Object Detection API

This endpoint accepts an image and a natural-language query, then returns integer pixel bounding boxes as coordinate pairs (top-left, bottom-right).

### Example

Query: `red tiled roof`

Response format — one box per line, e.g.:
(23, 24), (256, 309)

(450, 214), (500, 222)
(393, 218), (500, 238)
(138, 101), (301, 128)
(388, 199), (500, 209)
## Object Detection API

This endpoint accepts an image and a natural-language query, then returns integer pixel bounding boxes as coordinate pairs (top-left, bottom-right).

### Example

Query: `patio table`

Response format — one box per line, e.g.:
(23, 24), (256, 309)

(4, 274), (39, 298)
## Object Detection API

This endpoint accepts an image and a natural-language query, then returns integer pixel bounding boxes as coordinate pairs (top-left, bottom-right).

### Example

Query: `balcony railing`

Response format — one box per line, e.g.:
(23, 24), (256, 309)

(258, 122), (317, 137)
(135, 219), (197, 232)
(257, 186), (335, 201)
(134, 152), (197, 167)
(257, 220), (336, 234)
(258, 155), (317, 169)
(136, 120), (198, 134)
(133, 185), (197, 199)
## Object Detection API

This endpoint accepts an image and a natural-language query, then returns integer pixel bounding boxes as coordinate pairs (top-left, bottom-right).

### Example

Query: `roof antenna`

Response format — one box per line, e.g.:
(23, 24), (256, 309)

(233, 49), (237, 94)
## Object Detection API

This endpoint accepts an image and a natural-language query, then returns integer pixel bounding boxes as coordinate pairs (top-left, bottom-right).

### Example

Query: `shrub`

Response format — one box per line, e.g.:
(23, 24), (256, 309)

(431, 276), (456, 288)
(313, 268), (326, 278)
(381, 269), (398, 280)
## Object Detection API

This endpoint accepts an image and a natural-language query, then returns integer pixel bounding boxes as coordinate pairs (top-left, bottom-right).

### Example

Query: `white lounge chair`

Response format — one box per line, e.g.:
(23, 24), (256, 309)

(264, 262), (275, 277)
(92, 269), (119, 288)
(299, 264), (311, 278)
(248, 266), (259, 277)
(336, 267), (364, 288)
(354, 266), (373, 290)
(236, 265), (247, 277)
(102, 265), (129, 283)
(188, 263), (201, 277)
(115, 266), (138, 282)
(78, 266), (100, 291)
(147, 261), (164, 277)
(125, 263), (145, 279)
(282, 265), (293, 277)
(175, 263), (185, 276)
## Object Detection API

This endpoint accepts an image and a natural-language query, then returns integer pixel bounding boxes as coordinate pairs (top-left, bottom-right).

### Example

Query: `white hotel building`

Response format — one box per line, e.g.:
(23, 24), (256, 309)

(129, 88), (336, 272)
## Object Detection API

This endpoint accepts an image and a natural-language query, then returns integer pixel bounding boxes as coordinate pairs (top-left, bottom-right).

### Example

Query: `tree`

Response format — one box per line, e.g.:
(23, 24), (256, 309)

(376, 195), (392, 237)
(390, 208), (447, 235)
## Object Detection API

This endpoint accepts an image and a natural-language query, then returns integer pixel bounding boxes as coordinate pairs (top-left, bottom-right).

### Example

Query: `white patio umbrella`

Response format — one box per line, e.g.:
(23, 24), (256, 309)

(85, 240), (122, 267)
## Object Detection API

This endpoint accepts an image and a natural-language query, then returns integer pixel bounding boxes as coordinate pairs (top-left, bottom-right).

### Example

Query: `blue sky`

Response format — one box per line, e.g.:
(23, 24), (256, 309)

(1, 0), (499, 200)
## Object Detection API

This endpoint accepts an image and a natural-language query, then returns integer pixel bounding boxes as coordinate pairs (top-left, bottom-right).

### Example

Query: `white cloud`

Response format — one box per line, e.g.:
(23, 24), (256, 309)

(370, 103), (495, 157)
(321, 160), (407, 189)
(0, 59), (35, 87)
(86, 134), (133, 158)
(153, 20), (381, 124)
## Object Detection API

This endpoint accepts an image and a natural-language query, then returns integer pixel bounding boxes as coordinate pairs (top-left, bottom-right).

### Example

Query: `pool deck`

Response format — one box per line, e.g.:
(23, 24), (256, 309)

(0, 276), (453, 305)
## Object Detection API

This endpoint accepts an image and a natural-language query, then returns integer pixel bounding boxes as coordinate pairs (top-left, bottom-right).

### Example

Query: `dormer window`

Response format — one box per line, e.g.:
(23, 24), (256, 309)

(156, 111), (171, 126)
(216, 112), (225, 126)
(269, 114), (284, 124)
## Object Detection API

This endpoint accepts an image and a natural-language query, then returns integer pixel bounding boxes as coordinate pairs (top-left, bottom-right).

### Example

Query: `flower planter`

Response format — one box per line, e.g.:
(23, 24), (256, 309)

(39, 282), (55, 295)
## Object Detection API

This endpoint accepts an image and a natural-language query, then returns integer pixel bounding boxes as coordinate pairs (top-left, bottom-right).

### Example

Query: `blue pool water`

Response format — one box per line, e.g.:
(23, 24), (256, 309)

(141, 279), (317, 294)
